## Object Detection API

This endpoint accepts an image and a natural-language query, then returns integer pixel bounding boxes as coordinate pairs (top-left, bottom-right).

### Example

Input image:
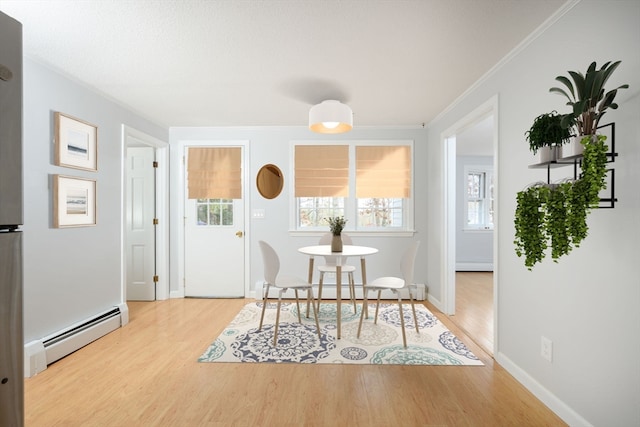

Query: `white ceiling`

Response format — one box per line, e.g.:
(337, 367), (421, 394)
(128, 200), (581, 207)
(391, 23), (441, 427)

(0, 0), (567, 130)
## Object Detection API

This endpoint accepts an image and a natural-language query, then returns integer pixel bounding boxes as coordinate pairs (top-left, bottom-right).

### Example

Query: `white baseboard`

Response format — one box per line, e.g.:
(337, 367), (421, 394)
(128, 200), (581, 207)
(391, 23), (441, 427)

(117, 302), (129, 326)
(170, 289), (185, 298)
(24, 306), (123, 378)
(24, 340), (46, 377)
(495, 351), (592, 427)
(455, 262), (493, 271)
(427, 293), (443, 312)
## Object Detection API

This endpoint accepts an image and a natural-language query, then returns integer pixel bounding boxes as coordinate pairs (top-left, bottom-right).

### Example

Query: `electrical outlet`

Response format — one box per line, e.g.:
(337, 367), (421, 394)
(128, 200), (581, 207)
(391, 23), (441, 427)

(541, 336), (553, 362)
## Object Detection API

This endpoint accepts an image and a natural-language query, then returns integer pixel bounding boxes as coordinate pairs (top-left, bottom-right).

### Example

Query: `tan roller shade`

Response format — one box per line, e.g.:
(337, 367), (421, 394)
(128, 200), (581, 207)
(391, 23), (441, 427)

(187, 147), (242, 199)
(356, 145), (411, 198)
(295, 145), (349, 197)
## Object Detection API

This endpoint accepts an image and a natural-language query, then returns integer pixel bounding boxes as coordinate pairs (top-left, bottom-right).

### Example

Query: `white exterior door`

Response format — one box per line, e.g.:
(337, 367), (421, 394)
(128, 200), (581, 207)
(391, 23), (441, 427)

(125, 146), (156, 301)
(184, 145), (245, 297)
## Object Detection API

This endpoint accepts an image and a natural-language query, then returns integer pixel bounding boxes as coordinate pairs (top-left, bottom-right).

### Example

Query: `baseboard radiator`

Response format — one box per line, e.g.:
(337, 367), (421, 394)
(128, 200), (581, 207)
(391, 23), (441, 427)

(24, 303), (128, 377)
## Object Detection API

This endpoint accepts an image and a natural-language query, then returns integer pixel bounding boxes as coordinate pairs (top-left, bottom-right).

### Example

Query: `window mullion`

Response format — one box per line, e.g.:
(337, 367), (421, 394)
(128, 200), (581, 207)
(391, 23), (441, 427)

(347, 145), (357, 229)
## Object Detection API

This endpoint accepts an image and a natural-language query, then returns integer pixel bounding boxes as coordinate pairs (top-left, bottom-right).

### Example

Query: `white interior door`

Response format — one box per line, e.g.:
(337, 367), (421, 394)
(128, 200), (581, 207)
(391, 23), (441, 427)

(184, 145), (245, 297)
(125, 146), (156, 301)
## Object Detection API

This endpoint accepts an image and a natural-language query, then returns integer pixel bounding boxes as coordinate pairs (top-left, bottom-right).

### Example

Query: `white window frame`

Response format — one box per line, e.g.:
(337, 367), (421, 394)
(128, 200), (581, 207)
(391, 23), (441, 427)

(290, 140), (415, 236)
(463, 165), (494, 231)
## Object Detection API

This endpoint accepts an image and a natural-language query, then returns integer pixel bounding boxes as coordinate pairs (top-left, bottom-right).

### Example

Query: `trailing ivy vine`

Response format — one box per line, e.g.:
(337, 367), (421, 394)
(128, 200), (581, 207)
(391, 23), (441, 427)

(546, 182), (572, 261)
(514, 184), (549, 270)
(514, 136), (609, 269)
(580, 135), (609, 206)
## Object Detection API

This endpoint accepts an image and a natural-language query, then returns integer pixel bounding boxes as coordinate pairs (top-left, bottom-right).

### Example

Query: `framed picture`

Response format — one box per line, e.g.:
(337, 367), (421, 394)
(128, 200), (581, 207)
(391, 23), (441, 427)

(53, 175), (97, 228)
(54, 112), (98, 171)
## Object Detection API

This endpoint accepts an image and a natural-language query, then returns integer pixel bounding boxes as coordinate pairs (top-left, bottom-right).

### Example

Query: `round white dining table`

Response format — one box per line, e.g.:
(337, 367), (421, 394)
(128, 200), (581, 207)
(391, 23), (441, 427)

(297, 244), (378, 339)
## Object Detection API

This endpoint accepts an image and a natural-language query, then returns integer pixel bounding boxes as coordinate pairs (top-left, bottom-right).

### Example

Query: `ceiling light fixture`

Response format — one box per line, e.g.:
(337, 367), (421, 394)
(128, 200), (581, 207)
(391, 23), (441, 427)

(309, 100), (353, 134)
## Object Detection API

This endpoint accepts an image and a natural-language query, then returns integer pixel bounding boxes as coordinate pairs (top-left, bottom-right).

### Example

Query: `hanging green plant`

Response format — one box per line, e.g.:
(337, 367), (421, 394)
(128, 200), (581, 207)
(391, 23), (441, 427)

(545, 182), (572, 261)
(514, 184), (549, 270)
(514, 136), (609, 268)
(580, 134), (609, 205)
(566, 178), (590, 248)
(565, 134), (609, 247)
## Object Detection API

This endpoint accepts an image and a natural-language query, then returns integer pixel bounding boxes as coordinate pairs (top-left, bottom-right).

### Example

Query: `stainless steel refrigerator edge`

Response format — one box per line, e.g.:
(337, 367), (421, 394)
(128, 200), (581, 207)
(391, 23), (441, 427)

(0, 10), (24, 427)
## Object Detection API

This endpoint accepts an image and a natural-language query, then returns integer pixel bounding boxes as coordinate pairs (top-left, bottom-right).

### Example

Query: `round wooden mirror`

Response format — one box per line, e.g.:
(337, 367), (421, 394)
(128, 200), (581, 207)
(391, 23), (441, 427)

(256, 164), (284, 199)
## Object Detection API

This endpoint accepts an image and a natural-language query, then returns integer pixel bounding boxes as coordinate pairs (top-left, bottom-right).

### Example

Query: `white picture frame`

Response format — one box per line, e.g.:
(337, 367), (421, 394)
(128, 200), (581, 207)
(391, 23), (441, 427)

(53, 175), (97, 228)
(54, 112), (98, 171)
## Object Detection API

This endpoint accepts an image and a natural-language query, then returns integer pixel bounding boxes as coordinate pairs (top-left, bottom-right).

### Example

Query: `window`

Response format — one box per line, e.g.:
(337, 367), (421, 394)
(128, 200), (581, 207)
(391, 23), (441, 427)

(196, 198), (234, 226)
(293, 141), (413, 232)
(187, 147), (241, 227)
(464, 166), (493, 230)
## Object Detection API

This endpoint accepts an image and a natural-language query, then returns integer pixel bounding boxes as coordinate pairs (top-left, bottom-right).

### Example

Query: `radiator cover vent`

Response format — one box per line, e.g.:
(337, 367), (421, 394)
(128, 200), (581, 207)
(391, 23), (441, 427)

(42, 307), (122, 365)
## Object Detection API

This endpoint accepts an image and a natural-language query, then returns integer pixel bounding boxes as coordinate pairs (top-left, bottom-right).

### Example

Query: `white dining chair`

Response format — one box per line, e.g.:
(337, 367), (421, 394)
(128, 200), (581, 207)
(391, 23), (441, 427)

(357, 241), (421, 348)
(258, 240), (321, 346)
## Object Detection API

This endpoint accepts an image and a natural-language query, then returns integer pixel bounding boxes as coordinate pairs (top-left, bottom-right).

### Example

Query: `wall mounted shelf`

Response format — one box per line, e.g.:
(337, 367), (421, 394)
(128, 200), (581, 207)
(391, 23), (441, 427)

(527, 123), (618, 208)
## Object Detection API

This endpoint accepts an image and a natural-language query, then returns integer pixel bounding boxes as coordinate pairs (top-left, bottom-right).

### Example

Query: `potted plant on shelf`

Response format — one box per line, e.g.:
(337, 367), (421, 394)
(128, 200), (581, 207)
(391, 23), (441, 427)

(325, 216), (347, 252)
(550, 60), (629, 158)
(525, 111), (573, 163)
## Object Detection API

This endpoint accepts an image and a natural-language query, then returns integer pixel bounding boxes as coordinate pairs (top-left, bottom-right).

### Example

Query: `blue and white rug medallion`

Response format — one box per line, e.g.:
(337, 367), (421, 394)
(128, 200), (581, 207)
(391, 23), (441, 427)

(198, 302), (483, 366)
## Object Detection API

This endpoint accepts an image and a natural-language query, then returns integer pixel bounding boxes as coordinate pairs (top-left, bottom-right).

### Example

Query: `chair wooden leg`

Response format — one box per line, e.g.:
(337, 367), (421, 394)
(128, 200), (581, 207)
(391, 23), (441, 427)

(357, 289), (368, 338)
(274, 297), (283, 347)
(294, 289), (302, 323)
(397, 295), (407, 348)
(349, 273), (357, 313)
(374, 290), (382, 324)
(309, 288), (322, 340)
(409, 291), (419, 334)
(305, 257), (315, 318)
(259, 283), (269, 330)
(316, 273), (324, 312)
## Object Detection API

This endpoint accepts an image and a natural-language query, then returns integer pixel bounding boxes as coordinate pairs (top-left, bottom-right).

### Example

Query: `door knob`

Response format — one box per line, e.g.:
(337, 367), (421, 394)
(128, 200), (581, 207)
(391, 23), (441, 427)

(236, 231), (243, 238)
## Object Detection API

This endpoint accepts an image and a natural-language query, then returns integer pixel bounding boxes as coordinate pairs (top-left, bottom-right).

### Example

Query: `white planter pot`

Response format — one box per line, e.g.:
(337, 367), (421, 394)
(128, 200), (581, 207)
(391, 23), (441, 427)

(538, 146), (561, 163)
(559, 136), (584, 159)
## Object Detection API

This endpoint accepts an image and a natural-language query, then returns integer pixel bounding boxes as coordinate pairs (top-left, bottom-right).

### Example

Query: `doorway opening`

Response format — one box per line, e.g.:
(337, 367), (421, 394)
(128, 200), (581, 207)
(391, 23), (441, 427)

(443, 96), (498, 356)
(122, 126), (169, 301)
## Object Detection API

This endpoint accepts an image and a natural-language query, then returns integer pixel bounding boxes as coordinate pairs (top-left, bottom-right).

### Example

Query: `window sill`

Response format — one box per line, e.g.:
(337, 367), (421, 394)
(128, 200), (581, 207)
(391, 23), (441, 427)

(462, 228), (494, 233)
(289, 230), (416, 238)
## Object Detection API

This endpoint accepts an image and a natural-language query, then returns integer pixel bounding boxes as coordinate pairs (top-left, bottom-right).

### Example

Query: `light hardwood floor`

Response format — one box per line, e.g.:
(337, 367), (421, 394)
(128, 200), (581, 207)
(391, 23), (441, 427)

(450, 272), (494, 355)
(24, 298), (566, 426)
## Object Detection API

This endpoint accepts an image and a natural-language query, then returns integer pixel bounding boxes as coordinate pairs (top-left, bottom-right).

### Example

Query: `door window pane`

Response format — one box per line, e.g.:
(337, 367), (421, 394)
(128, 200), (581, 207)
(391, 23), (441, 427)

(196, 199), (233, 226)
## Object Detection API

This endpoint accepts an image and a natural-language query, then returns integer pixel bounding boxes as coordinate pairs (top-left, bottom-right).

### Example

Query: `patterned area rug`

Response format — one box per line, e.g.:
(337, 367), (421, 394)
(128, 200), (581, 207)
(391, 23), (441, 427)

(198, 301), (483, 365)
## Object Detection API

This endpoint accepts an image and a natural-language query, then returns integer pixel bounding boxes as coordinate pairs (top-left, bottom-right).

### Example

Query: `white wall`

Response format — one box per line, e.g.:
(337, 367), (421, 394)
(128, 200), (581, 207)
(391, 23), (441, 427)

(169, 126), (428, 297)
(456, 155), (493, 269)
(23, 58), (167, 342)
(426, 1), (640, 425)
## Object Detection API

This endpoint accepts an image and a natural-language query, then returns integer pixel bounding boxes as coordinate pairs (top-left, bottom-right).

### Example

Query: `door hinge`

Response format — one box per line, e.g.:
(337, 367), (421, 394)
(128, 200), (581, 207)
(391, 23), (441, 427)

(153, 218), (159, 225)
(153, 161), (158, 168)
(153, 275), (159, 283)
